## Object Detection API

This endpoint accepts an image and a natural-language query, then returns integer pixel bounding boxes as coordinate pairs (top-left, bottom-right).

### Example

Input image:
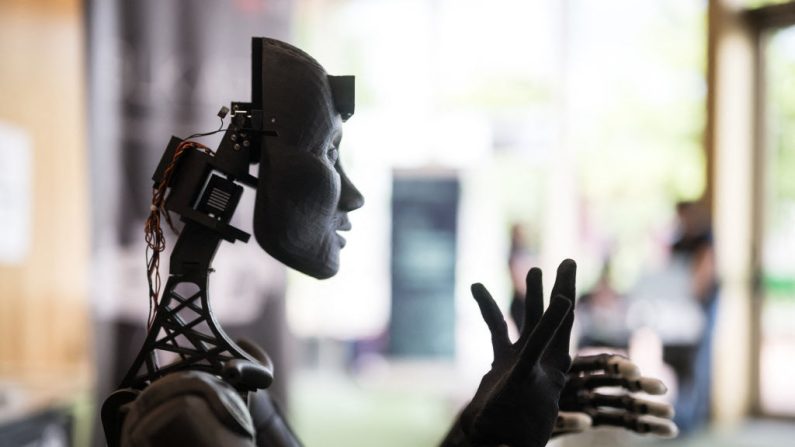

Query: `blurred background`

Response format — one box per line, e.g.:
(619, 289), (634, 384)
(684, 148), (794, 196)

(1, 0), (795, 445)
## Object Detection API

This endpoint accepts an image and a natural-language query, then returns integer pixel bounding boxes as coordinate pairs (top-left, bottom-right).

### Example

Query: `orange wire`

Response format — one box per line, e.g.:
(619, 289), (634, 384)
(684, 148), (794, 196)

(144, 140), (211, 329)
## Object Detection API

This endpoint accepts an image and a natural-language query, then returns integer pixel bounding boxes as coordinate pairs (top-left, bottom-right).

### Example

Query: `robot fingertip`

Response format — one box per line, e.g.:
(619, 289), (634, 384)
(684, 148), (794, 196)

(639, 377), (667, 395)
(654, 421), (679, 438)
(611, 357), (641, 379)
(556, 412), (592, 431)
(639, 416), (679, 438)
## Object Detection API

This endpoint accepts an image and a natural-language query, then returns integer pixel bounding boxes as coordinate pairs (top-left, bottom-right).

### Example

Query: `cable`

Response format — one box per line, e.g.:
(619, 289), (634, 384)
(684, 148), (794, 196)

(144, 139), (211, 329)
(187, 117), (226, 140)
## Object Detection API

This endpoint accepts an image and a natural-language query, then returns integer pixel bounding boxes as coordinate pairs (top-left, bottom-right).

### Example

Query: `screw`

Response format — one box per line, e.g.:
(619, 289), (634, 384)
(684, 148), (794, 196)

(243, 140), (250, 147)
(231, 134), (237, 142)
(234, 144), (241, 151)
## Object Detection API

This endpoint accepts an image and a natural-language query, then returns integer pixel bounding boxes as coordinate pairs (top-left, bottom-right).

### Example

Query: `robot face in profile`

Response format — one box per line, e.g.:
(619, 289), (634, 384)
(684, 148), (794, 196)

(252, 38), (364, 279)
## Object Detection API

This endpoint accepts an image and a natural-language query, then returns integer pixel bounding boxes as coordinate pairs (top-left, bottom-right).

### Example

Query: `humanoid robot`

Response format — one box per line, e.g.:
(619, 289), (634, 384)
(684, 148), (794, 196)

(101, 37), (676, 447)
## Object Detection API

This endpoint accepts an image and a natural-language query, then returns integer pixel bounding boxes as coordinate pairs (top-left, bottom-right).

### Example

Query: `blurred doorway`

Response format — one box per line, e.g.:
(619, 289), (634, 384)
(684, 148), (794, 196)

(755, 8), (795, 417)
(389, 172), (460, 359)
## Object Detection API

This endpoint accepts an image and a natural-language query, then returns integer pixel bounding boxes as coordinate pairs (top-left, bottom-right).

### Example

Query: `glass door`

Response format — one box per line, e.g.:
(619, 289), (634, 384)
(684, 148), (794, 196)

(758, 24), (795, 417)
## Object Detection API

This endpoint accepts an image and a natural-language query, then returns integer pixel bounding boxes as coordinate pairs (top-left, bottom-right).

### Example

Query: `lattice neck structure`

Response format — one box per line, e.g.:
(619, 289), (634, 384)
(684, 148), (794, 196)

(120, 222), (269, 390)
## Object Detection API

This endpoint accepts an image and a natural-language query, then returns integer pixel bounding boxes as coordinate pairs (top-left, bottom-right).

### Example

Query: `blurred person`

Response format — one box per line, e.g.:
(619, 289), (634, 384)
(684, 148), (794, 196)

(508, 223), (540, 332)
(576, 258), (630, 349)
(667, 200), (717, 433)
(626, 200), (716, 434)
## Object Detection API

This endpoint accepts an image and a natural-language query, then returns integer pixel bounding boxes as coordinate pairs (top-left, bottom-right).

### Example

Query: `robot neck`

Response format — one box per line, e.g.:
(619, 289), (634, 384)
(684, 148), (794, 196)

(168, 221), (224, 277)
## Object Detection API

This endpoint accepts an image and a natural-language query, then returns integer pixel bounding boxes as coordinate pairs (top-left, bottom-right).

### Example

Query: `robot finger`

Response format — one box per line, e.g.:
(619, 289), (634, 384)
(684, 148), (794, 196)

(552, 411), (592, 435)
(589, 393), (674, 418)
(591, 412), (678, 438)
(571, 375), (667, 394)
(569, 354), (640, 379)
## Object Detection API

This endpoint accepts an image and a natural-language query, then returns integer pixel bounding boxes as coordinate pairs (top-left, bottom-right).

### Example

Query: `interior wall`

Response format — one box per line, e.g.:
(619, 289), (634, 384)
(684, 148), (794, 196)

(0, 0), (89, 376)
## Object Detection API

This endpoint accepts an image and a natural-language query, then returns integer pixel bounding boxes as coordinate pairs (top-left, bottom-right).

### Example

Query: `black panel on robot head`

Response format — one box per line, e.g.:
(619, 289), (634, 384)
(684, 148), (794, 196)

(250, 37), (355, 137)
(251, 37), (364, 280)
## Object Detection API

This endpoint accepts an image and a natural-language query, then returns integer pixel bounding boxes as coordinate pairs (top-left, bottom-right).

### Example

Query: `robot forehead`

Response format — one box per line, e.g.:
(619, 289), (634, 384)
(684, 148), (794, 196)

(251, 37), (355, 134)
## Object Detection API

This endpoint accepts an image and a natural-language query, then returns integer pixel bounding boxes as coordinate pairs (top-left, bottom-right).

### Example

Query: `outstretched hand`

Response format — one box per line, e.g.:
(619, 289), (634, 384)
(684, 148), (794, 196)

(553, 353), (678, 438)
(453, 259), (577, 447)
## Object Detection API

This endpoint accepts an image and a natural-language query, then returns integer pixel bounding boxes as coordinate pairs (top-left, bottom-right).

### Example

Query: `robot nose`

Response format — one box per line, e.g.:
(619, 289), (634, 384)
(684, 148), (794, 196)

(339, 171), (364, 212)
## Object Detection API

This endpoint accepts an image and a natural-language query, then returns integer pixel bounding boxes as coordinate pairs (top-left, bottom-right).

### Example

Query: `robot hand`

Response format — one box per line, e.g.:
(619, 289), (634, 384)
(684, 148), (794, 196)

(444, 260), (577, 447)
(553, 353), (678, 438)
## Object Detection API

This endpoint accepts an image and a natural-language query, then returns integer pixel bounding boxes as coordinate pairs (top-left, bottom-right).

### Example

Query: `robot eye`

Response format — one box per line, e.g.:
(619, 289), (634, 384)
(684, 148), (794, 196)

(326, 146), (339, 165)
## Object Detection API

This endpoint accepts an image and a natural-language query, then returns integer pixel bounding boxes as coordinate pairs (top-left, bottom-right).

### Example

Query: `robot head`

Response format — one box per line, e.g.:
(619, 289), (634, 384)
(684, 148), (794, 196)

(252, 38), (364, 279)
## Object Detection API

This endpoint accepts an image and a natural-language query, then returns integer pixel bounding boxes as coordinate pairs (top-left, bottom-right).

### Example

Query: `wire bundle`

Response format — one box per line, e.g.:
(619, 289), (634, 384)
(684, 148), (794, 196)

(144, 140), (211, 329)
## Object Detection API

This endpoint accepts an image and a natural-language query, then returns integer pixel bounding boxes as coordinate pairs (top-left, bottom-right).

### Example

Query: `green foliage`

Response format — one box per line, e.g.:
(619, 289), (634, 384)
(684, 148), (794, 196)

(745, 0), (795, 9)
(769, 31), (795, 201)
